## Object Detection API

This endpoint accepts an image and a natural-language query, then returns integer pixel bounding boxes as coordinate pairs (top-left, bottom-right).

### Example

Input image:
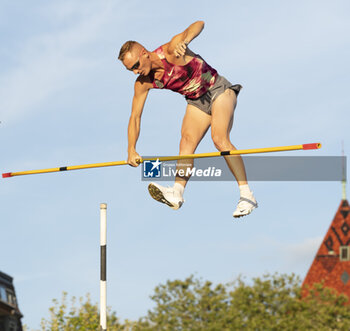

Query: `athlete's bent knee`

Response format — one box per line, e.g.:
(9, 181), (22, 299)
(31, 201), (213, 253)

(180, 133), (198, 153)
(212, 134), (231, 151)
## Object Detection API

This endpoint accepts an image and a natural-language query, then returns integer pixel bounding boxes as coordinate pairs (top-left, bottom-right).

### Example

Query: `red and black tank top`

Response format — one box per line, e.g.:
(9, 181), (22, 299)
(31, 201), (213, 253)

(150, 46), (218, 99)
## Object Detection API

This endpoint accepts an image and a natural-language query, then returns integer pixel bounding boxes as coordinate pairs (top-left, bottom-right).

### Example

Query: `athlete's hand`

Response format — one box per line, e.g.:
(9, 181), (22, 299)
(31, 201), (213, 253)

(174, 41), (188, 58)
(127, 150), (142, 167)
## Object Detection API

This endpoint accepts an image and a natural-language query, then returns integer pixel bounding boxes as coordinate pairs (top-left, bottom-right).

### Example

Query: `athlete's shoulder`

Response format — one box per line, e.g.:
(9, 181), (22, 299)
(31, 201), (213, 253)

(134, 75), (153, 92)
(152, 43), (168, 59)
(158, 42), (181, 63)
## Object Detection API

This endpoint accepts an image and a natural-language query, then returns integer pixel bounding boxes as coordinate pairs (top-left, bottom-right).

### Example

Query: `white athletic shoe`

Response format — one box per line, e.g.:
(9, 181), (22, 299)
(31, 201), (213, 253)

(233, 194), (258, 218)
(148, 182), (184, 210)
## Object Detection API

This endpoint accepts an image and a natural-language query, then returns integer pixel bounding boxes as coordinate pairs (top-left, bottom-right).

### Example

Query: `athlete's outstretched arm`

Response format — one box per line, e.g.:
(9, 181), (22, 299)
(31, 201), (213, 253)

(127, 78), (151, 166)
(168, 21), (205, 57)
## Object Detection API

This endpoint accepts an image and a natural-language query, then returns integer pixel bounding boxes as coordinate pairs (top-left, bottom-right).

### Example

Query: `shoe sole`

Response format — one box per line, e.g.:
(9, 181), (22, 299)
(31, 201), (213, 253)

(148, 184), (181, 210)
(233, 204), (258, 218)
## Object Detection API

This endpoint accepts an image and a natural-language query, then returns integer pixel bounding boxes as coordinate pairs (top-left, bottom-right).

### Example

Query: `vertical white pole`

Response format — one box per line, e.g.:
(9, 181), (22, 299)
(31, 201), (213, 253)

(100, 203), (107, 331)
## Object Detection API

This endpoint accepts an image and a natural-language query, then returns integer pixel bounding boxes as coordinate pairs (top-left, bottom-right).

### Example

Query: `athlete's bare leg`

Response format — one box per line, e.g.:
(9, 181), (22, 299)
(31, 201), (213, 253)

(148, 89), (256, 216)
(210, 88), (257, 217)
(147, 104), (211, 209)
(210, 88), (247, 185)
(175, 104), (211, 188)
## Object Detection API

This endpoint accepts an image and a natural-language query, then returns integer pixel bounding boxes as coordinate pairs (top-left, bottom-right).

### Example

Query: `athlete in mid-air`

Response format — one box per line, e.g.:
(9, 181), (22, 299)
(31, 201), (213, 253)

(118, 21), (257, 218)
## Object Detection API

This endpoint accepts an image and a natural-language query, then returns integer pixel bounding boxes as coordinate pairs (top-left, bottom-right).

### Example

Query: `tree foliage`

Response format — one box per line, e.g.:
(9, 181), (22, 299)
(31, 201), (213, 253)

(29, 274), (350, 330)
(138, 274), (350, 330)
(33, 292), (130, 331)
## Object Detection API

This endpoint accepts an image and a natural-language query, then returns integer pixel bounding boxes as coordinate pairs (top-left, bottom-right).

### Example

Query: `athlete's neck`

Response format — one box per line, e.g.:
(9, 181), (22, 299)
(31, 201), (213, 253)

(150, 52), (164, 71)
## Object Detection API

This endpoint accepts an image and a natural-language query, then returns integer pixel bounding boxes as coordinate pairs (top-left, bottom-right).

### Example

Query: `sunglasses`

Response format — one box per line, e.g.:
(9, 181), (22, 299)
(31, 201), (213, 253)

(129, 48), (144, 71)
(130, 60), (140, 71)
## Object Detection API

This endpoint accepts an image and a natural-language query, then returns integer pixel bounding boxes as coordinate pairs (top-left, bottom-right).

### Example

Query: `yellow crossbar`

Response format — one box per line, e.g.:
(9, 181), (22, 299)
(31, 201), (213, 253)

(2, 143), (321, 178)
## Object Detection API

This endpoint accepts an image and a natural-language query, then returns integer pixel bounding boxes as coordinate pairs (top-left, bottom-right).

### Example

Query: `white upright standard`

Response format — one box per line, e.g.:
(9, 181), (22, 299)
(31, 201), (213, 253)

(100, 203), (107, 331)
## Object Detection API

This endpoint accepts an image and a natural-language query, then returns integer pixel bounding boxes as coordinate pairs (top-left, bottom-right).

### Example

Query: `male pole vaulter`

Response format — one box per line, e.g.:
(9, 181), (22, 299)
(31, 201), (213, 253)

(118, 21), (257, 218)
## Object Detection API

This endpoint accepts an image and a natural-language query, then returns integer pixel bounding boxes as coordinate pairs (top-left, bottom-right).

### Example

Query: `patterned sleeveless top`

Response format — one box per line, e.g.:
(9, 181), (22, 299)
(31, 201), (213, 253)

(151, 46), (218, 99)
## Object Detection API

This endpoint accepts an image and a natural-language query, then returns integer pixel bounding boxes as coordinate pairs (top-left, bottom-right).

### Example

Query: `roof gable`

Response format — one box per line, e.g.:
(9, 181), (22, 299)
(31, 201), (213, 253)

(303, 199), (350, 296)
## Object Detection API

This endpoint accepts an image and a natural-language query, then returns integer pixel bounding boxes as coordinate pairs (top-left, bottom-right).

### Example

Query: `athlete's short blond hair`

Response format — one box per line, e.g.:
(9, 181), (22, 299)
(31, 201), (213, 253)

(118, 40), (138, 61)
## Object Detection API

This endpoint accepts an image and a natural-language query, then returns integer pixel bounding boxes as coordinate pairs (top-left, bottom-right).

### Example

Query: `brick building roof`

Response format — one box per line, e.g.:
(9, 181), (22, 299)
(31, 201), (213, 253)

(302, 199), (350, 297)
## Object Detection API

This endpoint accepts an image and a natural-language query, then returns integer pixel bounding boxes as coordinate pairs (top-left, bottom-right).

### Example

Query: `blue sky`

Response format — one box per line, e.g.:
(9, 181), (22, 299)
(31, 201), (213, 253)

(1, 0), (349, 328)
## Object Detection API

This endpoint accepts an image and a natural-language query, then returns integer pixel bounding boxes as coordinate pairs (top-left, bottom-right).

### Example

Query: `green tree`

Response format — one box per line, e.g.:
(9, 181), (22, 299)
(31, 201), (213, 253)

(32, 292), (135, 331)
(139, 274), (350, 330)
(226, 274), (350, 330)
(30, 274), (350, 330)
(142, 276), (230, 330)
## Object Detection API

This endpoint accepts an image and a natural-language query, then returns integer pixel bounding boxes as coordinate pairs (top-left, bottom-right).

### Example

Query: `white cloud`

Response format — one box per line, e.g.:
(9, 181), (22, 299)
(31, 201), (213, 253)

(223, 234), (323, 271)
(284, 236), (323, 267)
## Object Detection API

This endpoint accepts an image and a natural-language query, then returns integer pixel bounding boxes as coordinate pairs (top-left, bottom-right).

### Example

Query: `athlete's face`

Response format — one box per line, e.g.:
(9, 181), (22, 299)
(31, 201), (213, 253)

(123, 47), (151, 76)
